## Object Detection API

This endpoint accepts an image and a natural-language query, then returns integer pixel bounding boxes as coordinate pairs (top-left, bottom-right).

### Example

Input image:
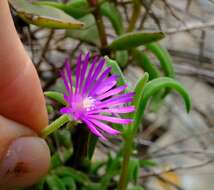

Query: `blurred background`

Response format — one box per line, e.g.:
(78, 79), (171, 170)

(11, 0), (214, 189)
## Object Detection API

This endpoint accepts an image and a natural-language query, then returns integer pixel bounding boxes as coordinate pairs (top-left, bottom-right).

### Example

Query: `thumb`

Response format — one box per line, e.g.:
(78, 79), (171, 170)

(0, 116), (50, 189)
(0, 1), (50, 189)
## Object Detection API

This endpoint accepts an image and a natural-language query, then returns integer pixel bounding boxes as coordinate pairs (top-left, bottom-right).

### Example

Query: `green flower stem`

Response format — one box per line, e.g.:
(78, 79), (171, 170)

(41, 115), (70, 138)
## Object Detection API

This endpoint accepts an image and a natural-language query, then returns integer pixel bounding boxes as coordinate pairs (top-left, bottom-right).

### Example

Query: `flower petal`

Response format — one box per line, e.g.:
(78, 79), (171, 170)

(75, 52), (82, 94)
(89, 67), (111, 96)
(94, 75), (118, 95)
(65, 59), (73, 95)
(88, 115), (133, 124)
(64, 94), (72, 104)
(82, 56), (98, 95)
(82, 117), (107, 140)
(97, 85), (127, 100)
(90, 58), (105, 83)
(88, 106), (135, 114)
(79, 52), (90, 93)
(60, 107), (73, 114)
(60, 69), (72, 96)
(96, 93), (134, 109)
(89, 119), (120, 135)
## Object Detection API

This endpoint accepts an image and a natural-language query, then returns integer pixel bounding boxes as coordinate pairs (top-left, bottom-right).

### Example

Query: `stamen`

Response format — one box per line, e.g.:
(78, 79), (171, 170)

(83, 96), (96, 111)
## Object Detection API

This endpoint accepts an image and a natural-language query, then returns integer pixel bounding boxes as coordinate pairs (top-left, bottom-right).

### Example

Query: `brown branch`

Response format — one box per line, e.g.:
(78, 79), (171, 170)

(149, 149), (214, 159)
(185, 0), (193, 12)
(127, 0), (141, 32)
(157, 175), (184, 190)
(36, 29), (55, 69)
(149, 128), (214, 156)
(87, 0), (108, 55)
(141, 159), (214, 178)
(165, 20), (214, 34)
(162, 0), (183, 22)
(139, 0), (161, 30)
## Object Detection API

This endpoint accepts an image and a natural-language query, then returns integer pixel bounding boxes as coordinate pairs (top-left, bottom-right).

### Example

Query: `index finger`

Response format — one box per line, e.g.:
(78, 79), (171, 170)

(0, 0), (48, 133)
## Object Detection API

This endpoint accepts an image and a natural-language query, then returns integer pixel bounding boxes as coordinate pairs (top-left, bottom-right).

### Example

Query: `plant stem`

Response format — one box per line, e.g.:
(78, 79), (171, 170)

(87, 0), (109, 55)
(127, 0), (141, 32)
(42, 115), (70, 138)
(118, 74), (149, 190)
(36, 29), (55, 70)
(69, 124), (90, 170)
(118, 136), (133, 190)
(88, 133), (98, 160)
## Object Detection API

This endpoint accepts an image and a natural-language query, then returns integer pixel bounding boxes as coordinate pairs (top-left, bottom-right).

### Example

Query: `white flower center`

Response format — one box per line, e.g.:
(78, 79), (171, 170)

(83, 96), (96, 111)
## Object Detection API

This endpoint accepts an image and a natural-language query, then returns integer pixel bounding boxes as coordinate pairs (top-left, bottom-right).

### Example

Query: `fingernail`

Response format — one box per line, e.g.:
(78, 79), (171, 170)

(0, 137), (50, 189)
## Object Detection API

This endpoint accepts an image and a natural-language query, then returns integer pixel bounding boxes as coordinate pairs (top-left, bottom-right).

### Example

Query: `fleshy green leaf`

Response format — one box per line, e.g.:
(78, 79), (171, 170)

(90, 161), (105, 175)
(128, 186), (144, 190)
(100, 153), (122, 190)
(128, 158), (140, 184)
(44, 91), (66, 105)
(139, 159), (157, 168)
(57, 129), (72, 148)
(35, 0), (90, 19)
(109, 32), (165, 50)
(100, 2), (124, 35)
(144, 43), (175, 111)
(46, 175), (66, 190)
(146, 43), (175, 78)
(133, 77), (191, 132)
(35, 178), (45, 190)
(105, 56), (127, 86)
(133, 73), (149, 108)
(46, 104), (54, 114)
(126, 73), (149, 134)
(116, 50), (129, 68)
(106, 152), (122, 173)
(132, 49), (160, 80)
(52, 166), (91, 185)
(9, 0), (84, 29)
(61, 176), (76, 190)
(66, 14), (100, 46)
(51, 152), (62, 169)
(51, 148), (72, 168)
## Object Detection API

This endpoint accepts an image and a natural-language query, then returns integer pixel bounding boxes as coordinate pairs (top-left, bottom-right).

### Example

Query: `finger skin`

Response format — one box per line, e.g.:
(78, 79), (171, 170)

(0, 0), (48, 133)
(0, 1), (51, 188)
(0, 61), (48, 134)
(0, 115), (35, 162)
(0, 116), (51, 189)
(0, 137), (50, 190)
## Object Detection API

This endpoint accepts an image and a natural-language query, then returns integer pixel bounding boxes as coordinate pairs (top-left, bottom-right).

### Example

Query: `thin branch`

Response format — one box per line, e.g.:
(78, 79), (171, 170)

(139, 0), (161, 30)
(149, 149), (214, 159)
(141, 159), (214, 178)
(165, 20), (214, 34)
(199, 30), (206, 63)
(149, 128), (214, 156)
(157, 175), (184, 190)
(162, 0), (183, 22)
(185, 0), (193, 12)
(36, 29), (55, 69)
(25, 26), (35, 63)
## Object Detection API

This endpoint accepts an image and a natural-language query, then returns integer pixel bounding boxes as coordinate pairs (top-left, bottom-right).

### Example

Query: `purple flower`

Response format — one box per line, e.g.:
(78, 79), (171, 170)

(60, 52), (135, 140)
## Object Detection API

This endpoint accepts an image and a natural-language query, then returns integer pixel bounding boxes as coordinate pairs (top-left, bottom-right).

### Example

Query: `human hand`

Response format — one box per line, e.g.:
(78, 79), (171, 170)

(0, 1), (50, 189)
